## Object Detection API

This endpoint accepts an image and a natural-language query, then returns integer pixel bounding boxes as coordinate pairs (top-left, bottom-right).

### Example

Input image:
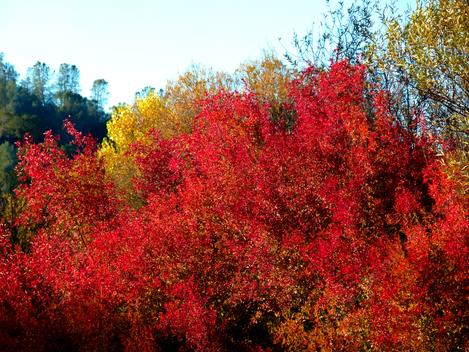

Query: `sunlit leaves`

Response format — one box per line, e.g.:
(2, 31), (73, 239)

(1, 60), (467, 351)
(386, 0), (469, 138)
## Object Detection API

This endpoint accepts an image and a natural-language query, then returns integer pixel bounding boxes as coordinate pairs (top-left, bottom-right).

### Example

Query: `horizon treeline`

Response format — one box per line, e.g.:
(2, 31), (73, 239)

(0, 56), (109, 192)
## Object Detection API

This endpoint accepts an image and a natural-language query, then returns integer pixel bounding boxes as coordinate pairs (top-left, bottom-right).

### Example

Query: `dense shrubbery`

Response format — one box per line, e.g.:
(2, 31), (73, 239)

(0, 60), (466, 351)
(1, 0), (467, 350)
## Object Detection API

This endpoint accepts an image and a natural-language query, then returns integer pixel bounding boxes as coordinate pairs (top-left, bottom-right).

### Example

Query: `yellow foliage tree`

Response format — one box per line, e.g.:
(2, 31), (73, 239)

(386, 0), (469, 138)
(237, 52), (291, 105)
(100, 55), (293, 202)
(164, 64), (235, 129)
(385, 0), (469, 194)
(236, 52), (293, 129)
(100, 66), (234, 203)
(99, 91), (172, 203)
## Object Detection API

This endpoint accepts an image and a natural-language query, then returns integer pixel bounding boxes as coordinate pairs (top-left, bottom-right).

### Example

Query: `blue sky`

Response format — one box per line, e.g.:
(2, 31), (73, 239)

(1, 0), (414, 108)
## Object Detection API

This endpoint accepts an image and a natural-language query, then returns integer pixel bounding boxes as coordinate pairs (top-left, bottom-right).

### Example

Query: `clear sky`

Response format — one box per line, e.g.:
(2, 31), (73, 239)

(0, 0), (414, 108)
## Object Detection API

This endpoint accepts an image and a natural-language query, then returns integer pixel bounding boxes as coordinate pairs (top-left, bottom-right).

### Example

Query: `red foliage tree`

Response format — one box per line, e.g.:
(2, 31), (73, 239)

(13, 120), (121, 247)
(0, 61), (466, 351)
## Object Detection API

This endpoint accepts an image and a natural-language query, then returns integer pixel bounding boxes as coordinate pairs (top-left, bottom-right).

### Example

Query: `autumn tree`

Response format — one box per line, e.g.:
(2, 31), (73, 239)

(99, 90), (172, 204)
(163, 64), (235, 133)
(100, 65), (234, 203)
(235, 52), (294, 130)
(11, 121), (120, 248)
(386, 0), (468, 139)
(384, 0), (469, 196)
(292, 0), (468, 137)
(2, 61), (466, 351)
(290, 0), (468, 197)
